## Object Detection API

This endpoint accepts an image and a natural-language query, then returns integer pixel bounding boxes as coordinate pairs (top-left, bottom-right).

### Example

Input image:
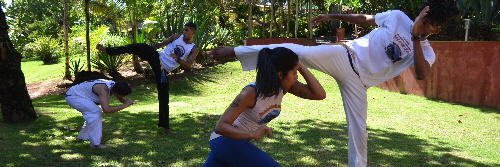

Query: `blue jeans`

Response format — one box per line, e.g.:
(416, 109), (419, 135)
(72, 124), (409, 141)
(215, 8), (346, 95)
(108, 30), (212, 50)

(203, 135), (280, 167)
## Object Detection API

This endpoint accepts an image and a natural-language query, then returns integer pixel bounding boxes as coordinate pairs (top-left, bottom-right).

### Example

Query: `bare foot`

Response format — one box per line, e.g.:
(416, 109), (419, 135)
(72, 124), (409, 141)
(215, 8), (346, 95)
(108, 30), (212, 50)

(90, 144), (108, 149)
(96, 44), (106, 53)
(209, 46), (236, 59)
(164, 128), (177, 134)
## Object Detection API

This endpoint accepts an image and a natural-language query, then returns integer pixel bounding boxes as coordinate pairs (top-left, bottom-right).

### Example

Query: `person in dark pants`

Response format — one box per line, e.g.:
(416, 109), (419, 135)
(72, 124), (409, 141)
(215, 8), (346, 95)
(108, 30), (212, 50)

(96, 22), (198, 134)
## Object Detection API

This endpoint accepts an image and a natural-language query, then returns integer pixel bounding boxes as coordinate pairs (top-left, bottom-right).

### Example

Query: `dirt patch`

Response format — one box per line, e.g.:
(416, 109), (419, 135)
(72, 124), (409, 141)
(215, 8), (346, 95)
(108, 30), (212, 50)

(27, 79), (68, 99)
(26, 60), (228, 99)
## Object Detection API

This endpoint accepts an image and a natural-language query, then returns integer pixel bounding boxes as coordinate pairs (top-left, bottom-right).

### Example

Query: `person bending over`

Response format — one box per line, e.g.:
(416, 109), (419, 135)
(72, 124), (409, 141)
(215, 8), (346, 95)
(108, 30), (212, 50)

(65, 79), (133, 149)
(203, 47), (326, 166)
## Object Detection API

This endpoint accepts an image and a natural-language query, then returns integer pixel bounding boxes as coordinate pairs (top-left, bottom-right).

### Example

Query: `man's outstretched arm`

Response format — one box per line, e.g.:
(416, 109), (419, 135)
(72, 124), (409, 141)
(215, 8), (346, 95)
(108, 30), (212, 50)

(210, 46), (236, 60)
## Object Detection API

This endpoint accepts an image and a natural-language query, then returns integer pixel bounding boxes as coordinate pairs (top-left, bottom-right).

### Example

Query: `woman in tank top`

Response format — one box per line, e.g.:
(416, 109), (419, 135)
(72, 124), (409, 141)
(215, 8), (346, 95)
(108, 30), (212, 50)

(203, 47), (326, 166)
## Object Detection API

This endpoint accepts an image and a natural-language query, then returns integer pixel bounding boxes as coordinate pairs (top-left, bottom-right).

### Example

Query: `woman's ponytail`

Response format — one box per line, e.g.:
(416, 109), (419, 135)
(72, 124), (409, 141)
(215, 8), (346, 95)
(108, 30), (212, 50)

(255, 47), (298, 98)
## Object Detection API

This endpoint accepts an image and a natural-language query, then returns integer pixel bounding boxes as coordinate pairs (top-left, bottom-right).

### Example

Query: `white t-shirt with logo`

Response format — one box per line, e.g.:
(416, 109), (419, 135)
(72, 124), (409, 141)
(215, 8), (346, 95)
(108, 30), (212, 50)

(347, 10), (436, 87)
(233, 10), (436, 88)
(158, 35), (195, 72)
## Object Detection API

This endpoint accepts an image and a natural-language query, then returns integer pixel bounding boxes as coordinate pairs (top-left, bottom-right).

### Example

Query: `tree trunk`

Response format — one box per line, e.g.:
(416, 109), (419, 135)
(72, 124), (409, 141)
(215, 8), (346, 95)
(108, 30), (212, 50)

(85, 0), (91, 71)
(307, 0), (312, 39)
(287, 1), (290, 37)
(295, 0), (299, 38)
(0, 8), (38, 123)
(131, 20), (144, 74)
(270, 0), (274, 38)
(63, 0), (71, 80)
(248, 1), (252, 38)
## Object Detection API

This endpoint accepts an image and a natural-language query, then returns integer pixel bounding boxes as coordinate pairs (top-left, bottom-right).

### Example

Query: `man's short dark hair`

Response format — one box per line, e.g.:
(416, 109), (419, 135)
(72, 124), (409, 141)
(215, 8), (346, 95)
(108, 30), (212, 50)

(112, 81), (132, 96)
(424, 0), (460, 26)
(185, 22), (197, 31)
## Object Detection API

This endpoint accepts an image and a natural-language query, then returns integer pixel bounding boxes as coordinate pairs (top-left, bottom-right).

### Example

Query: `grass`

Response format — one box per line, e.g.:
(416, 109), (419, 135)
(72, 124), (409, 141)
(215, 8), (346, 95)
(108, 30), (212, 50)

(1, 60), (500, 166)
(21, 56), (87, 83)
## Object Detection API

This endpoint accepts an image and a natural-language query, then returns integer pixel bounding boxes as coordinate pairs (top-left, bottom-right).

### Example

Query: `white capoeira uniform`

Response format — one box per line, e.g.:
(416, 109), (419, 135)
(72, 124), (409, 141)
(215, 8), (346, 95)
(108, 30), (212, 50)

(232, 10), (436, 167)
(65, 79), (115, 146)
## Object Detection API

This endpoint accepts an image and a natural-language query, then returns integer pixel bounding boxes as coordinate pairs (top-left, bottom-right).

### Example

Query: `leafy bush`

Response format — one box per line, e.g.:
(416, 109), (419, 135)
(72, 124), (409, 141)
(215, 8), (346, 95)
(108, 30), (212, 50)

(69, 37), (86, 57)
(23, 36), (62, 64)
(92, 34), (131, 76)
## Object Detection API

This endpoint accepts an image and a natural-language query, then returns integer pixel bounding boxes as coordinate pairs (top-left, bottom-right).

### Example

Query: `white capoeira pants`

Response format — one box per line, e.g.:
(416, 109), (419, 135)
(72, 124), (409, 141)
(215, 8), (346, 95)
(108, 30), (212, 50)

(65, 95), (103, 146)
(235, 43), (368, 167)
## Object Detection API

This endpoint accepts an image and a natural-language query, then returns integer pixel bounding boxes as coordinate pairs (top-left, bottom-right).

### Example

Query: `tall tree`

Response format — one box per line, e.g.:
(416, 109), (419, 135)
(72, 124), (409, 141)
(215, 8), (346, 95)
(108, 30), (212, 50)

(7, 0), (63, 52)
(120, 0), (156, 74)
(0, 8), (38, 123)
(63, 0), (71, 80)
(85, 0), (91, 71)
(247, 0), (254, 38)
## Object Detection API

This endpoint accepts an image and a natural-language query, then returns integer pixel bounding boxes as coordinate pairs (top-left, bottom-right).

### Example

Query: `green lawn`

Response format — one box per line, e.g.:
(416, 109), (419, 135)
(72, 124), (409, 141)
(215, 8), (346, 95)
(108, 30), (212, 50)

(21, 56), (87, 83)
(1, 60), (499, 166)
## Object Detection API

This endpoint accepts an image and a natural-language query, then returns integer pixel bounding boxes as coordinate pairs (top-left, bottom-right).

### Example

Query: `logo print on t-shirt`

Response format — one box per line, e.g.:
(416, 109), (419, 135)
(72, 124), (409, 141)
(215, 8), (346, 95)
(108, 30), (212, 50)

(258, 110), (280, 124)
(173, 45), (186, 59)
(385, 42), (402, 63)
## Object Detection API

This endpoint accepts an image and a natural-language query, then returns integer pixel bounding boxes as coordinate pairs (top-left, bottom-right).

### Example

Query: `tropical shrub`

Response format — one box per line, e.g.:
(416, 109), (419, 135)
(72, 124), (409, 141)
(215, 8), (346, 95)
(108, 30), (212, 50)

(458, 0), (499, 41)
(92, 33), (131, 76)
(69, 58), (85, 76)
(23, 36), (62, 64)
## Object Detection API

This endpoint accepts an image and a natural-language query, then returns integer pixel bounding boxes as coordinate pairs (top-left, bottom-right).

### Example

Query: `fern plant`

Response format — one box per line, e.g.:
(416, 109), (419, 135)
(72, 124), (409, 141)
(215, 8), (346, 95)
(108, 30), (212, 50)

(91, 51), (131, 75)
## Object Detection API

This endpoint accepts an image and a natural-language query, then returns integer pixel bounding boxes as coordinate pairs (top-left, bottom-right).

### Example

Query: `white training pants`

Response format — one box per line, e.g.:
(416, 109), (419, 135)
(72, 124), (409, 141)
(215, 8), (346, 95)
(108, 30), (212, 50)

(235, 44), (368, 167)
(65, 96), (103, 146)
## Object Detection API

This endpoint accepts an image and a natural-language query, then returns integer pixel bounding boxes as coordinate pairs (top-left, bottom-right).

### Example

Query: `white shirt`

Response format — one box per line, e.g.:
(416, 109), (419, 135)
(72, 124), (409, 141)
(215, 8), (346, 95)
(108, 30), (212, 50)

(158, 35), (195, 72)
(347, 10), (436, 87)
(233, 10), (436, 88)
(66, 79), (114, 103)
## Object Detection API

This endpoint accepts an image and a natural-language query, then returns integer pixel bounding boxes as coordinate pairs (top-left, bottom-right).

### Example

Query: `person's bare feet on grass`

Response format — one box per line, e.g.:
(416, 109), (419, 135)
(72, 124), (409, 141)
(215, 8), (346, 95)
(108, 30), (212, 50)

(90, 144), (108, 149)
(164, 128), (177, 134)
(96, 44), (106, 53)
(209, 46), (236, 60)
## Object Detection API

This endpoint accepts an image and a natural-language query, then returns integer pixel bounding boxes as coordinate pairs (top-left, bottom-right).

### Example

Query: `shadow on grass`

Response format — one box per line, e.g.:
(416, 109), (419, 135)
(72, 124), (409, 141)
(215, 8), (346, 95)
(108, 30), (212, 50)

(6, 61), (496, 166)
(270, 119), (495, 167)
(367, 128), (493, 167)
(426, 97), (500, 115)
(1, 109), (497, 166)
